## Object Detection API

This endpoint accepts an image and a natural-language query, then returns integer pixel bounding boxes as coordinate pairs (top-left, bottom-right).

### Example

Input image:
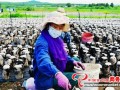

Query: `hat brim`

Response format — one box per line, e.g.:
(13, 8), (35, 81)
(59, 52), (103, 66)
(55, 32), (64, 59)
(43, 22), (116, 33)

(40, 11), (70, 32)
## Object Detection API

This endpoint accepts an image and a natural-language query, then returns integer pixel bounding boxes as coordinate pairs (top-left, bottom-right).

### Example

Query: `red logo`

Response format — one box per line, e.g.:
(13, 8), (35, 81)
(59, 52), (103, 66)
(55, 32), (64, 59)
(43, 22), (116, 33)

(72, 73), (88, 88)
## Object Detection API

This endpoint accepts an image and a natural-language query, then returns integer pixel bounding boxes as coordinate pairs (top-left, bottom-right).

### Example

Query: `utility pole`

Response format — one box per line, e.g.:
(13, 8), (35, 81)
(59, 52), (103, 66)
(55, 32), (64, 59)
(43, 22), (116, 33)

(76, 8), (80, 23)
(105, 13), (108, 19)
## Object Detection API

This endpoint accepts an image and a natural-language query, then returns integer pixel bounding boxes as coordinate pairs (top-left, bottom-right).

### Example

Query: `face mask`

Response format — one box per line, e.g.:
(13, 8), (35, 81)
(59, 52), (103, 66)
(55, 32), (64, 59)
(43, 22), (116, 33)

(48, 26), (62, 38)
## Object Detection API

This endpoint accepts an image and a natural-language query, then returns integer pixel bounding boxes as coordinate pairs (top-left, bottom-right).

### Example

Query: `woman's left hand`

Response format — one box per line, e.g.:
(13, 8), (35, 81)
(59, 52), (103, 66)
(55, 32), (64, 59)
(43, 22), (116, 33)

(73, 61), (85, 70)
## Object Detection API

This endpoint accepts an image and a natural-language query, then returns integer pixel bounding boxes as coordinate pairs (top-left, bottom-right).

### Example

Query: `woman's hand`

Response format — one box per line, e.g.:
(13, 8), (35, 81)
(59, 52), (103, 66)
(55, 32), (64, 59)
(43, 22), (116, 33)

(73, 61), (85, 70)
(55, 72), (71, 90)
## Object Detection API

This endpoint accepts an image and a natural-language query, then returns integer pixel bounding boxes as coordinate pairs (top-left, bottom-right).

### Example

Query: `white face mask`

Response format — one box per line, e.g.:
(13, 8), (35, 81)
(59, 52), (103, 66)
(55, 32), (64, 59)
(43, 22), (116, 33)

(48, 26), (62, 38)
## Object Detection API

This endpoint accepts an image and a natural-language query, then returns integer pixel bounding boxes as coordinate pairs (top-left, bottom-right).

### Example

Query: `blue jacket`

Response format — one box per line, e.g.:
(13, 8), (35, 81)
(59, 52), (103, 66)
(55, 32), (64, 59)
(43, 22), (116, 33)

(33, 34), (74, 90)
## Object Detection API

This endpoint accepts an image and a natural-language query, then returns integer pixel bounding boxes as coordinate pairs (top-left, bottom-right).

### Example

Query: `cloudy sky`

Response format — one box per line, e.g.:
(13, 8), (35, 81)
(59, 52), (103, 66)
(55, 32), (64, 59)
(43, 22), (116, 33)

(0, 0), (119, 4)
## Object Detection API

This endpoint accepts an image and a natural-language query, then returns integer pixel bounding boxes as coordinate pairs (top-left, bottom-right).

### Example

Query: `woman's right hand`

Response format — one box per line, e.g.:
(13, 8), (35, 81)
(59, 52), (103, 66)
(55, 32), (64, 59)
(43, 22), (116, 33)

(55, 72), (71, 90)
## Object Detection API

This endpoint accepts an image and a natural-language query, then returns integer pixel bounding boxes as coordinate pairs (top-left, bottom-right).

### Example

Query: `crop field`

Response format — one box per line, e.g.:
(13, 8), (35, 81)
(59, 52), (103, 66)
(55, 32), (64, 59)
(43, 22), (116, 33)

(0, 18), (120, 90)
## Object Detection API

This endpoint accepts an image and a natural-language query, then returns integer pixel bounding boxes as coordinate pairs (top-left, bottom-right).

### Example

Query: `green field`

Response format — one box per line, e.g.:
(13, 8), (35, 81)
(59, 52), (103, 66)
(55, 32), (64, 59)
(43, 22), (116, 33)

(0, 1), (120, 18)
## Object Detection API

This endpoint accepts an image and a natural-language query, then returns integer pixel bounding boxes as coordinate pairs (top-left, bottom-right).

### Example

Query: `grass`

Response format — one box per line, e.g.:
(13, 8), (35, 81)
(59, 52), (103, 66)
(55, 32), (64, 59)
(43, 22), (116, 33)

(28, 6), (120, 14)
(0, 12), (120, 18)
(0, 13), (43, 18)
(91, 8), (120, 14)
(68, 15), (120, 18)
(0, 6), (120, 18)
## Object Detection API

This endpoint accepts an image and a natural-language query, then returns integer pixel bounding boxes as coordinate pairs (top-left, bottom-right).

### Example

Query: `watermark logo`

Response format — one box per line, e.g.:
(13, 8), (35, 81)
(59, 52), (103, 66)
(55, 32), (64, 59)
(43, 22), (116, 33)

(72, 73), (120, 88)
(72, 73), (88, 88)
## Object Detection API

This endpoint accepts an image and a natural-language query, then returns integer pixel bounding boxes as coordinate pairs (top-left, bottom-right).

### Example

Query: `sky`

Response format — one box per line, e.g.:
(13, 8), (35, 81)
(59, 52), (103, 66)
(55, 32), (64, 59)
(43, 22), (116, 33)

(0, 0), (120, 4)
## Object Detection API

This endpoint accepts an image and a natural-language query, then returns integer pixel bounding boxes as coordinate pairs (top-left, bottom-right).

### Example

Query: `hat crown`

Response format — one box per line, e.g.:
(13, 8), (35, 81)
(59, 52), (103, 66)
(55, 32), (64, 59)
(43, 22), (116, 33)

(41, 11), (70, 32)
(57, 7), (65, 13)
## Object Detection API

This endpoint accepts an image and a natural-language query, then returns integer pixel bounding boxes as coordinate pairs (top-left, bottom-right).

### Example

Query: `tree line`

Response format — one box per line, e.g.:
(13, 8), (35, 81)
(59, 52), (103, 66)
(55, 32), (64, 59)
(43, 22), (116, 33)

(66, 3), (114, 8)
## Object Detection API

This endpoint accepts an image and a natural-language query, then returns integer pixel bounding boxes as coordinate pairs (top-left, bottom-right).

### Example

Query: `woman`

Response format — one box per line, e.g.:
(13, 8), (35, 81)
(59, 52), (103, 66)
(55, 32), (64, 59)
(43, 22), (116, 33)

(33, 11), (85, 90)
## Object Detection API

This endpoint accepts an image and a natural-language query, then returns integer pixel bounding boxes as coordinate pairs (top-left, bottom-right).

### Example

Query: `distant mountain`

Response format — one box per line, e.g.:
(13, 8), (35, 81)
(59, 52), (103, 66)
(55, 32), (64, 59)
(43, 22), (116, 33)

(26, 1), (50, 4)
(0, 1), (51, 8)
(0, 0), (49, 4)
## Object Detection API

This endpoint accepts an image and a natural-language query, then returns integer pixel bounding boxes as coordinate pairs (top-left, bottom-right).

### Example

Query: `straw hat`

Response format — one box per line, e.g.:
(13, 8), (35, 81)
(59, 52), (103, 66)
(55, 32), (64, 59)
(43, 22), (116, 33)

(41, 11), (70, 32)
(57, 7), (66, 16)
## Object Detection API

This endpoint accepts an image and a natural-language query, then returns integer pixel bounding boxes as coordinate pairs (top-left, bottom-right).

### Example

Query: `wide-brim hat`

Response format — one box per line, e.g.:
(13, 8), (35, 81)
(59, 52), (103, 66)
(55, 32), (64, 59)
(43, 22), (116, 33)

(57, 7), (67, 16)
(41, 11), (70, 32)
